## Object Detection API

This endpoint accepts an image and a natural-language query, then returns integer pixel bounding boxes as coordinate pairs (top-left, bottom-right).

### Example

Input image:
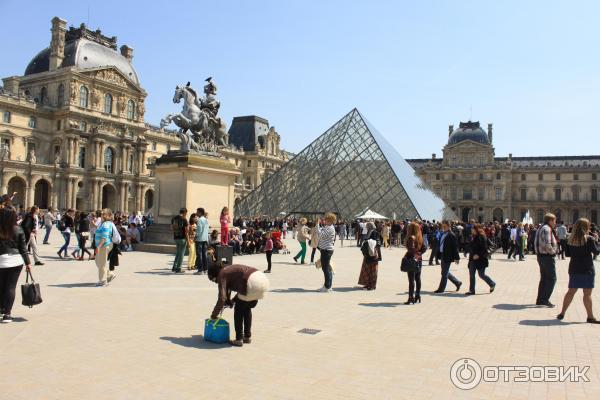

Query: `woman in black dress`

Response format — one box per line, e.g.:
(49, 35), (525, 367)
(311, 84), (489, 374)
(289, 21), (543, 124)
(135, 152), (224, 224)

(557, 218), (600, 323)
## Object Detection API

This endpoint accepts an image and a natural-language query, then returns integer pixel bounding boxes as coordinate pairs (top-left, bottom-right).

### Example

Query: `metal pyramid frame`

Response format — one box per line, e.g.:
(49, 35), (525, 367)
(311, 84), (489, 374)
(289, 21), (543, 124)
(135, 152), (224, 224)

(235, 108), (452, 221)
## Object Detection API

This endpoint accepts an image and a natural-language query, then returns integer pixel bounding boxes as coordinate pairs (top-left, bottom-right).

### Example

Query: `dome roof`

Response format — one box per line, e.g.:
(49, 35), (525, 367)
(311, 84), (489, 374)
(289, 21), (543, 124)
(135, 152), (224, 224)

(25, 38), (139, 85)
(447, 121), (489, 145)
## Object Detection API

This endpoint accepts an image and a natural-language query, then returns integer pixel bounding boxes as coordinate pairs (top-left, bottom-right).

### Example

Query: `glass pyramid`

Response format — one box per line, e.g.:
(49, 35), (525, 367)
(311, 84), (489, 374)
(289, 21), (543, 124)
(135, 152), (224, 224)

(235, 108), (453, 221)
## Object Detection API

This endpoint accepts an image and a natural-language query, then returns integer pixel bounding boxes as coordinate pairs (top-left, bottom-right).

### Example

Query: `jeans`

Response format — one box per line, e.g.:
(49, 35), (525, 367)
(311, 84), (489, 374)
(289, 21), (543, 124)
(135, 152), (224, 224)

(228, 240), (241, 255)
(266, 251), (272, 271)
(43, 224), (52, 243)
(468, 262), (495, 293)
(0, 265), (23, 315)
(559, 240), (568, 258)
(437, 260), (461, 291)
(407, 264), (422, 298)
(195, 241), (208, 271)
(58, 232), (71, 256)
(173, 238), (187, 271)
(310, 247), (317, 263)
(507, 241), (517, 259)
(294, 241), (307, 263)
(319, 248), (334, 289)
(234, 298), (257, 340)
(536, 255), (557, 304)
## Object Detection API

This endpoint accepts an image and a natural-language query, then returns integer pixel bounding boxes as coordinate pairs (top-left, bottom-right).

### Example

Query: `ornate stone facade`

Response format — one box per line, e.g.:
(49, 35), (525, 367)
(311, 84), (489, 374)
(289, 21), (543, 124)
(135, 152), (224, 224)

(406, 121), (600, 224)
(0, 17), (289, 213)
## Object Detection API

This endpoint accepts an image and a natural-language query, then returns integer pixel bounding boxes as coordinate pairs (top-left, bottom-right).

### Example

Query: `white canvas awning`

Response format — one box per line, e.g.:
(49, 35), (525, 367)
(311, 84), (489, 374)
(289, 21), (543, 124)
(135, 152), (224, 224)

(355, 209), (389, 220)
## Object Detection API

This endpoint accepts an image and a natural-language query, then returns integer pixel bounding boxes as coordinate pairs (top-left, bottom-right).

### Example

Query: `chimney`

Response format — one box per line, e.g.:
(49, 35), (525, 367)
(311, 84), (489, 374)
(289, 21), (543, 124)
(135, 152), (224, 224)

(432, 153), (436, 160)
(120, 45), (133, 62)
(2, 76), (20, 95)
(488, 123), (493, 143)
(49, 17), (67, 71)
(448, 124), (454, 137)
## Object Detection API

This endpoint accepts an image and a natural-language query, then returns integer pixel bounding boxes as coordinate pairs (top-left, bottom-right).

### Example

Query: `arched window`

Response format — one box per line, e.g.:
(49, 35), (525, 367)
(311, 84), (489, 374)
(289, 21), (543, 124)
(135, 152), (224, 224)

(57, 84), (64, 106)
(104, 93), (113, 114)
(40, 87), (47, 105)
(79, 86), (89, 108)
(28, 116), (37, 128)
(126, 99), (135, 120)
(104, 147), (114, 173)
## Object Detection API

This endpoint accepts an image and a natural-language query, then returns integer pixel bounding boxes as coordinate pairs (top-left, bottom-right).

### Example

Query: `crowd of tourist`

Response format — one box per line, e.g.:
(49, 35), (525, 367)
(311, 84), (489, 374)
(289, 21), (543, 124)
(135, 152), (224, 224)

(2, 188), (599, 339)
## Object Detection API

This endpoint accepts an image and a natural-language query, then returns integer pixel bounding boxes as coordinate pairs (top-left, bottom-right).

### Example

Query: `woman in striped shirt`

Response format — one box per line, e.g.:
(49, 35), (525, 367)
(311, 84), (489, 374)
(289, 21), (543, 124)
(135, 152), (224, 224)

(317, 212), (337, 292)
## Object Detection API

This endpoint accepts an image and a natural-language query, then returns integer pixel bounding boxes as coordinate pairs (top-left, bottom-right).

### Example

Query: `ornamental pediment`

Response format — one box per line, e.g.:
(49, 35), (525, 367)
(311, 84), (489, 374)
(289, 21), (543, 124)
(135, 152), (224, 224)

(83, 67), (141, 92)
(444, 140), (492, 151)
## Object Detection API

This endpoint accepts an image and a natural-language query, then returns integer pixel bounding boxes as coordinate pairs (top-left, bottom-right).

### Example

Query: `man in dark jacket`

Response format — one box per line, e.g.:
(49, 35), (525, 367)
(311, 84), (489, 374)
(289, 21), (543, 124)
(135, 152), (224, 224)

(434, 221), (462, 293)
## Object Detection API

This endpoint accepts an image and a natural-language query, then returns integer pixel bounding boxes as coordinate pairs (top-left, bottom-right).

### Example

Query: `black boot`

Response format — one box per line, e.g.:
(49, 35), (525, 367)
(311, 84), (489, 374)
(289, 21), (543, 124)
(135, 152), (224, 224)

(404, 296), (415, 305)
(414, 294), (421, 303)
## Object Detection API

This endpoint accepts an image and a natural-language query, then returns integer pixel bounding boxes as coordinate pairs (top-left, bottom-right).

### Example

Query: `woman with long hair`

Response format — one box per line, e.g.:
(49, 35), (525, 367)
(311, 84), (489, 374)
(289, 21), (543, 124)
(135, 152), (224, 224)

(358, 222), (382, 290)
(219, 206), (231, 246)
(557, 218), (600, 323)
(75, 211), (92, 260)
(465, 224), (496, 295)
(0, 206), (32, 323)
(402, 222), (425, 304)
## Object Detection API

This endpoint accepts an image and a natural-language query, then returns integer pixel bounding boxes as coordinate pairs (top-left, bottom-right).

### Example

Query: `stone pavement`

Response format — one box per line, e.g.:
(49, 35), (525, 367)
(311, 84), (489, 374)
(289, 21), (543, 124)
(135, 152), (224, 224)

(1, 230), (600, 400)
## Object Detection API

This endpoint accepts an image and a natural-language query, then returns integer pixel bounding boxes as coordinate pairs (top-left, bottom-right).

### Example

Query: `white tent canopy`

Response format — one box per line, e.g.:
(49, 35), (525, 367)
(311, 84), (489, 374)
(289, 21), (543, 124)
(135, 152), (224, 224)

(355, 209), (389, 220)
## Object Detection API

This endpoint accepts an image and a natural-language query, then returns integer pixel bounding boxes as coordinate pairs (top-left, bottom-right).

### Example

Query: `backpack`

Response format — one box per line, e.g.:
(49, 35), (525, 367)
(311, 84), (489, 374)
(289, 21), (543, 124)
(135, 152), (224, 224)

(171, 216), (184, 235)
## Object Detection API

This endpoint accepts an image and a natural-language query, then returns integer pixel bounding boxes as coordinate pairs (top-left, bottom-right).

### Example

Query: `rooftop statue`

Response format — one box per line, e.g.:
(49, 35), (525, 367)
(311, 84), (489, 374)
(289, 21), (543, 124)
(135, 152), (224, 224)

(160, 77), (228, 153)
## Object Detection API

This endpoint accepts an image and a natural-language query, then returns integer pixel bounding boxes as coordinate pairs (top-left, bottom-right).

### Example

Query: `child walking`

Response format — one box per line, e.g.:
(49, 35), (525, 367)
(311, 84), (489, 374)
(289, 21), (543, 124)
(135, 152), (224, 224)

(264, 232), (273, 273)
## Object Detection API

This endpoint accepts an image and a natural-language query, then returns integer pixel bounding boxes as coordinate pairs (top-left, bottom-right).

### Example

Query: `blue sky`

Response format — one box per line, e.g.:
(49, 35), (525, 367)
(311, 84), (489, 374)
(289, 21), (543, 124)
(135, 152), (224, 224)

(1, 0), (598, 157)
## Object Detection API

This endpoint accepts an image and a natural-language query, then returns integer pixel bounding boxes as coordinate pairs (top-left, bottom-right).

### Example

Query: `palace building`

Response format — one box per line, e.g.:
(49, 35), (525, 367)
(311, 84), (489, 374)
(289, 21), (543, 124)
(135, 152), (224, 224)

(0, 17), (289, 213)
(406, 121), (600, 224)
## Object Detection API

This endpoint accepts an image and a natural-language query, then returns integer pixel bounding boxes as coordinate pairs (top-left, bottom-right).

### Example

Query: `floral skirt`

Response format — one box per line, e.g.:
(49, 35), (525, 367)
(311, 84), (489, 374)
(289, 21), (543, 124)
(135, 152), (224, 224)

(358, 260), (379, 289)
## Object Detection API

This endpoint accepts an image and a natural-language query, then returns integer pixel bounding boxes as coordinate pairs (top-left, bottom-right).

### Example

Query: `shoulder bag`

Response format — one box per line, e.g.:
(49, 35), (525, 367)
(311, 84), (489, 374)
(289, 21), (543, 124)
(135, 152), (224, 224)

(21, 269), (43, 308)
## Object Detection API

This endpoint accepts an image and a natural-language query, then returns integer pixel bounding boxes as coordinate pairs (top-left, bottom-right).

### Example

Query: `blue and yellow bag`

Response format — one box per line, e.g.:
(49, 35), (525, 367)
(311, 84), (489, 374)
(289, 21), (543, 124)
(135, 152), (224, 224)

(204, 318), (230, 343)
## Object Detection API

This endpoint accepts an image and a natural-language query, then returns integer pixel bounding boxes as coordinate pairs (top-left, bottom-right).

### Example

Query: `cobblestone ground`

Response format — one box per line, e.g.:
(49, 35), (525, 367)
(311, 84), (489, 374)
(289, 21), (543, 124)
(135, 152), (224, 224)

(1, 230), (600, 399)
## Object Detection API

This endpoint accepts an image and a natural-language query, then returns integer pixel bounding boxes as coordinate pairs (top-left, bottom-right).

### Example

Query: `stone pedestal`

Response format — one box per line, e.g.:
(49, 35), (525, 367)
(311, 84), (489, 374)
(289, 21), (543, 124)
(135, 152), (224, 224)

(138, 151), (240, 253)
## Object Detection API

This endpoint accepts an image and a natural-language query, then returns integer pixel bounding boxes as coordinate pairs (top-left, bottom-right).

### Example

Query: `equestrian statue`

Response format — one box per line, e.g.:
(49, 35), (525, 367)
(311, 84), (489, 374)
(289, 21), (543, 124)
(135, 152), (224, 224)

(160, 77), (228, 153)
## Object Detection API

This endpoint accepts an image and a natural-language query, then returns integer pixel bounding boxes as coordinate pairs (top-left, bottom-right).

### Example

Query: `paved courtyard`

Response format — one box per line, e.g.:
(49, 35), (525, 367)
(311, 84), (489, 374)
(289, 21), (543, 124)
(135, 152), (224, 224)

(1, 230), (600, 400)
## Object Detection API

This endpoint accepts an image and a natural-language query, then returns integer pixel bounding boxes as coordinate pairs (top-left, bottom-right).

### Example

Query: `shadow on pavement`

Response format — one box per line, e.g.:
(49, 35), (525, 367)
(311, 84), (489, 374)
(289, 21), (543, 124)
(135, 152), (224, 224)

(424, 290), (466, 298)
(160, 335), (230, 349)
(359, 302), (404, 307)
(493, 303), (541, 311)
(333, 286), (364, 292)
(49, 282), (97, 288)
(271, 287), (315, 293)
(519, 319), (584, 326)
(6, 317), (28, 322)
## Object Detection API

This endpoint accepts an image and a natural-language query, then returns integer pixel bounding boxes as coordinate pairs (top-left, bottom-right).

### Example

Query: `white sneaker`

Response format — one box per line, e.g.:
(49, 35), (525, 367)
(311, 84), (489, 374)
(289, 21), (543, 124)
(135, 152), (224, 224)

(317, 286), (327, 292)
(327, 288), (333, 293)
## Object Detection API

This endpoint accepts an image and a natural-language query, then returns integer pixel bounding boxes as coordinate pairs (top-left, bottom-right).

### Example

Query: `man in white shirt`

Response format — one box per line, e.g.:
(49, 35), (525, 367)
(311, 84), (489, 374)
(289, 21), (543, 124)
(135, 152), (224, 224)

(556, 221), (568, 260)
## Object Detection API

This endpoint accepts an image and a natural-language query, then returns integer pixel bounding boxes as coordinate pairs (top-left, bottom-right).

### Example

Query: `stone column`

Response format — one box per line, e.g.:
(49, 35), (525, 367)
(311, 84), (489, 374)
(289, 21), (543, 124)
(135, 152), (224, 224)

(71, 178), (77, 209)
(71, 138), (78, 166)
(65, 178), (73, 209)
(90, 180), (96, 211)
(26, 177), (35, 208)
(98, 141), (105, 171)
(97, 181), (103, 209)
(140, 149), (146, 175)
(0, 172), (7, 196)
(121, 145), (127, 173)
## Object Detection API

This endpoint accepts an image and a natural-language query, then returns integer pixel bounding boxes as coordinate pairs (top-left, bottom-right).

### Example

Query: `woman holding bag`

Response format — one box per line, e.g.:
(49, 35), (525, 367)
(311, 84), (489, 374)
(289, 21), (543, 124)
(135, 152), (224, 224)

(0, 206), (32, 323)
(402, 222), (426, 304)
(465, 224), (496, 295)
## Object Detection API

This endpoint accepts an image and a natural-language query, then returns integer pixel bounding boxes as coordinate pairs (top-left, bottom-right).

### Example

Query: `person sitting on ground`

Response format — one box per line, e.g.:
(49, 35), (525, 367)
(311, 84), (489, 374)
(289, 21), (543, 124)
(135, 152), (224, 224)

(228, 227), (242, 255)
(209, 229), (220, 249)
(125, 223), (141, 251)
(208, 263), (270, 347)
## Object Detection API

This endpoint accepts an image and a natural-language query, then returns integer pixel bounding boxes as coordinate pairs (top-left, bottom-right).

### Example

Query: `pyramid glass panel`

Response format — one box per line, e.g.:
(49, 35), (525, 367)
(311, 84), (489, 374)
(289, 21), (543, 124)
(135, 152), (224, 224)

(235, 109), (453, 221)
